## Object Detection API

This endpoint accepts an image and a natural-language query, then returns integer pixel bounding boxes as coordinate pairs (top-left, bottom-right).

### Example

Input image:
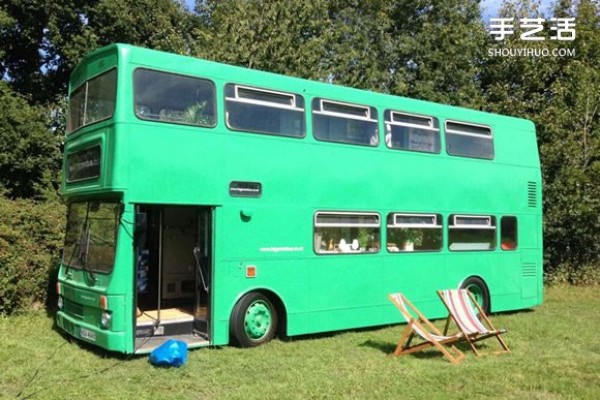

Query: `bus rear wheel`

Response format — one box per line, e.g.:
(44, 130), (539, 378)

(461, 276), (490, 314)
(230, 292), (278, 347)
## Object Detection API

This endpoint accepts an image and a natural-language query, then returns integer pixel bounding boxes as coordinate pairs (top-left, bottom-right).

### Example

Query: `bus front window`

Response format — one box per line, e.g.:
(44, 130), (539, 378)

(68, 68), (117, 133)
(63, 201), (120, 274)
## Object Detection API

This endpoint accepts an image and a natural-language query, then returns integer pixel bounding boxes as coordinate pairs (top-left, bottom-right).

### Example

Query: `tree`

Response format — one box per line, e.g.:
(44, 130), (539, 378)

(387, 0), (487, 107)
(193, 0), (487, 107)
(0, 0), (198, 105)
(193, 0), (331, 80)
(540, 0), (600, 273)
(0, 81), (61, 199)
(481, 0), (600, 275)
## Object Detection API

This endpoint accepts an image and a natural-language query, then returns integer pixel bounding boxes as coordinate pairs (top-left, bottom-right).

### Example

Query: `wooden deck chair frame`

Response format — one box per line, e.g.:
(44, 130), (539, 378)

(388, 293), (465, 364)
(437, 289), (510, 356)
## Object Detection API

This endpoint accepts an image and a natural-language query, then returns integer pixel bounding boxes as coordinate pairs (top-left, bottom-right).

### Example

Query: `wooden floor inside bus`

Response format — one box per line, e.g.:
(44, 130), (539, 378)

(136, 306), (207, 324)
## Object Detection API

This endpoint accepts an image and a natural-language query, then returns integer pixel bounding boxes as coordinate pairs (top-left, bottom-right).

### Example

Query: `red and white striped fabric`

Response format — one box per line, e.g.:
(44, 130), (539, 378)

(439, 289), (489, 334)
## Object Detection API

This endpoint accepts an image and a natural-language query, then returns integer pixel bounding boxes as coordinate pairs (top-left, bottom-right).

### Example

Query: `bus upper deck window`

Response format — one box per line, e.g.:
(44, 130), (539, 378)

(134, 69), (216, 128)
(225, 84), (306, 138)
(68, 68), (117, 133)
(445, 121), (494, 159)
(384, 110), (441, 154)
(312, 98), (379, 147)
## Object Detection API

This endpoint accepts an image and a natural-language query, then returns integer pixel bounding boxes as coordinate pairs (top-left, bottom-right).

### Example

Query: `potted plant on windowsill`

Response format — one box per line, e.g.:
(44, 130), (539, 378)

(399, 228), (423, 251)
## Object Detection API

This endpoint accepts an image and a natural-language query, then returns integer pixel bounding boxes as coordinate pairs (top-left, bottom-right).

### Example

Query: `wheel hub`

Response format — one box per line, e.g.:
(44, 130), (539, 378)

(244, 301), (271, 339)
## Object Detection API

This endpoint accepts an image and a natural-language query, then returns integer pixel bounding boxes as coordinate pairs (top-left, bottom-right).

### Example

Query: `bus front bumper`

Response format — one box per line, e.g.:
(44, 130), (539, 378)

(56, 311), (130, 353)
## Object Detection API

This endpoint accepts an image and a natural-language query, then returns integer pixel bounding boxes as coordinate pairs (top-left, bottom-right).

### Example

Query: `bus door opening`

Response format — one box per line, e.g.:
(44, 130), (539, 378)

(134, 205), (212, 351)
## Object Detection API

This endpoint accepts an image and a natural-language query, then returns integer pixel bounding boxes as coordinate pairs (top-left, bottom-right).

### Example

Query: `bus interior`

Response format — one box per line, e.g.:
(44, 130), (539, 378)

(134, 205), (212, 352)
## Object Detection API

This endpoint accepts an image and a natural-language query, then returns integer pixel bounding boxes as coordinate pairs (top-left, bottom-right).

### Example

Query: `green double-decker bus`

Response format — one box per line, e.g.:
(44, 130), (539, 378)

(56, 44), (543, 354)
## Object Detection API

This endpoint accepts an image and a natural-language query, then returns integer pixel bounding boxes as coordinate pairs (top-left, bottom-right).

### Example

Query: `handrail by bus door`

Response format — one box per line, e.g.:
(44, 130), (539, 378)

(157, 208), (163, 323)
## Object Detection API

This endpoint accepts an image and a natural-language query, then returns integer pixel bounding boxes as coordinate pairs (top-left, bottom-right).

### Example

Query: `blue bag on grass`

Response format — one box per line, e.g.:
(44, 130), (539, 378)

(149, 339), (188, 367)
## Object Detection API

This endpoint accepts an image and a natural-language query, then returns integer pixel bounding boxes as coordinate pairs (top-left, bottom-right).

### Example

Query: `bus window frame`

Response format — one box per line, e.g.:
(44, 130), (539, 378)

(67, 68), (118, 134)
(384, 110), (441, 154)
(501, 216), (518, 251)
(133, 68), (218, 128)
(386, 212), (443, 253)
(448, 214), (497, 252)
(313, 211), (381, 255)
(312, 98), (379, 147)
(224, 83), (306, 138)
(445, 120), (495, 160)
(62, 199), (121, 275)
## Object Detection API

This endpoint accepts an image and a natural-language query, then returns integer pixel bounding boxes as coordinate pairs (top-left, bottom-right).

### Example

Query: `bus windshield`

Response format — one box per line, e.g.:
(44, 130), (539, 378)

(68, 69), (117, 133)
(62, 200), (120, 274)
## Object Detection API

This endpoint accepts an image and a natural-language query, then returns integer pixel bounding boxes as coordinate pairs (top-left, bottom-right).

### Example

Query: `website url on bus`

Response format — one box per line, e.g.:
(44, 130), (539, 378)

(488, 47), (575, 57)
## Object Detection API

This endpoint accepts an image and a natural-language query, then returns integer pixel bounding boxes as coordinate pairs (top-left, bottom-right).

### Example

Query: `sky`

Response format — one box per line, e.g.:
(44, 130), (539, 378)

(481, 0), (556, 21)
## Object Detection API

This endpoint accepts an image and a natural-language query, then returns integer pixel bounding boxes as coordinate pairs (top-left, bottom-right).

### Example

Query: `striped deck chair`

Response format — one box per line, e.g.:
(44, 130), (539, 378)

(437, 289), (510, 356)
(388, 293), (465, 364)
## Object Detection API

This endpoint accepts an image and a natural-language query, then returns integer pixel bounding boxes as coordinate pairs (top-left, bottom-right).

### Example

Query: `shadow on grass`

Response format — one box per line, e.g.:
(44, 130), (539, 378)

(359, 339), (462, 361)
(280, 324), (394, 344)
(359, 339), (396, 354)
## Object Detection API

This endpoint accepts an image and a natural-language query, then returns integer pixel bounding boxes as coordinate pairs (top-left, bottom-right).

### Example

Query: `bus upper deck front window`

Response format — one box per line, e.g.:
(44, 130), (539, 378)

(62, 201), (120, 274)
(68, 69), (117, 133)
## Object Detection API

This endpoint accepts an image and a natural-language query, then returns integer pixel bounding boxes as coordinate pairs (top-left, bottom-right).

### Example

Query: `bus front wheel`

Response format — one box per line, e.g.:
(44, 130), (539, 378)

(461, 276), (490, 314)
(230, 292), (278, 347)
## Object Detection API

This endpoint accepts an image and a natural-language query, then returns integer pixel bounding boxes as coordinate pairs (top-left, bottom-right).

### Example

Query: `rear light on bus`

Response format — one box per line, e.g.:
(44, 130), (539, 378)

(56, 282), (62, 295)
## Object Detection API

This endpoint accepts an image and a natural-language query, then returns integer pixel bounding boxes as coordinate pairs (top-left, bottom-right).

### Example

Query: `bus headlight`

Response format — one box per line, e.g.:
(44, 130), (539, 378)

(101, 311), (112, 329)
(57, 296), (63, 310)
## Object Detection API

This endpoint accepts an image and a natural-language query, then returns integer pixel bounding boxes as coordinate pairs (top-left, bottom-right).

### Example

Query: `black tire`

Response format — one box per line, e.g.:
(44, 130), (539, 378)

(230, 292), (278, 347)
(460, 276), (490, 314)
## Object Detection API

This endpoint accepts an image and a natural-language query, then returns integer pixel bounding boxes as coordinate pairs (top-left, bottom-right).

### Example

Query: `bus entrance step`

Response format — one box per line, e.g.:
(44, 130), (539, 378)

(136, 320), (194, 338)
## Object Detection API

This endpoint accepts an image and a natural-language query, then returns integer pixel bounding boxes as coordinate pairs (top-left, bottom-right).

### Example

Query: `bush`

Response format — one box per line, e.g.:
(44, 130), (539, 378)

(0, 196), (65, 314)
(544, 262), (600, 286)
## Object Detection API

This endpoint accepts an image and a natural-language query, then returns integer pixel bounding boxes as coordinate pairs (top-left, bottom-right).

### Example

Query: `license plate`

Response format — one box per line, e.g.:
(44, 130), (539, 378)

(80, 327), (97, 342)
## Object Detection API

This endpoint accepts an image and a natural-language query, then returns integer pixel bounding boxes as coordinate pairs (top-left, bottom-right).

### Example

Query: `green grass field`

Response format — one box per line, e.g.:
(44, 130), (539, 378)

(1, 285), (599, 400)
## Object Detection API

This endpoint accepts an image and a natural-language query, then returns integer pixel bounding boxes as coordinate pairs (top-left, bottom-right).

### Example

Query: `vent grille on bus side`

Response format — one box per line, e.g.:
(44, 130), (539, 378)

(522, 263), (537, 277)
(527, 182), (537, 208)
(97, 60), (105, 69)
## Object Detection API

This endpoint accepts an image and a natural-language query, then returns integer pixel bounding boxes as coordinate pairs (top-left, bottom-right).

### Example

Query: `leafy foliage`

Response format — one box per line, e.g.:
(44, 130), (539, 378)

(481, 0), (600, 276)
(0, 197), (65, 313)
(387, 0), (487, 107)
(193, 0), (331, 80)
(0, 81), (61, 199)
